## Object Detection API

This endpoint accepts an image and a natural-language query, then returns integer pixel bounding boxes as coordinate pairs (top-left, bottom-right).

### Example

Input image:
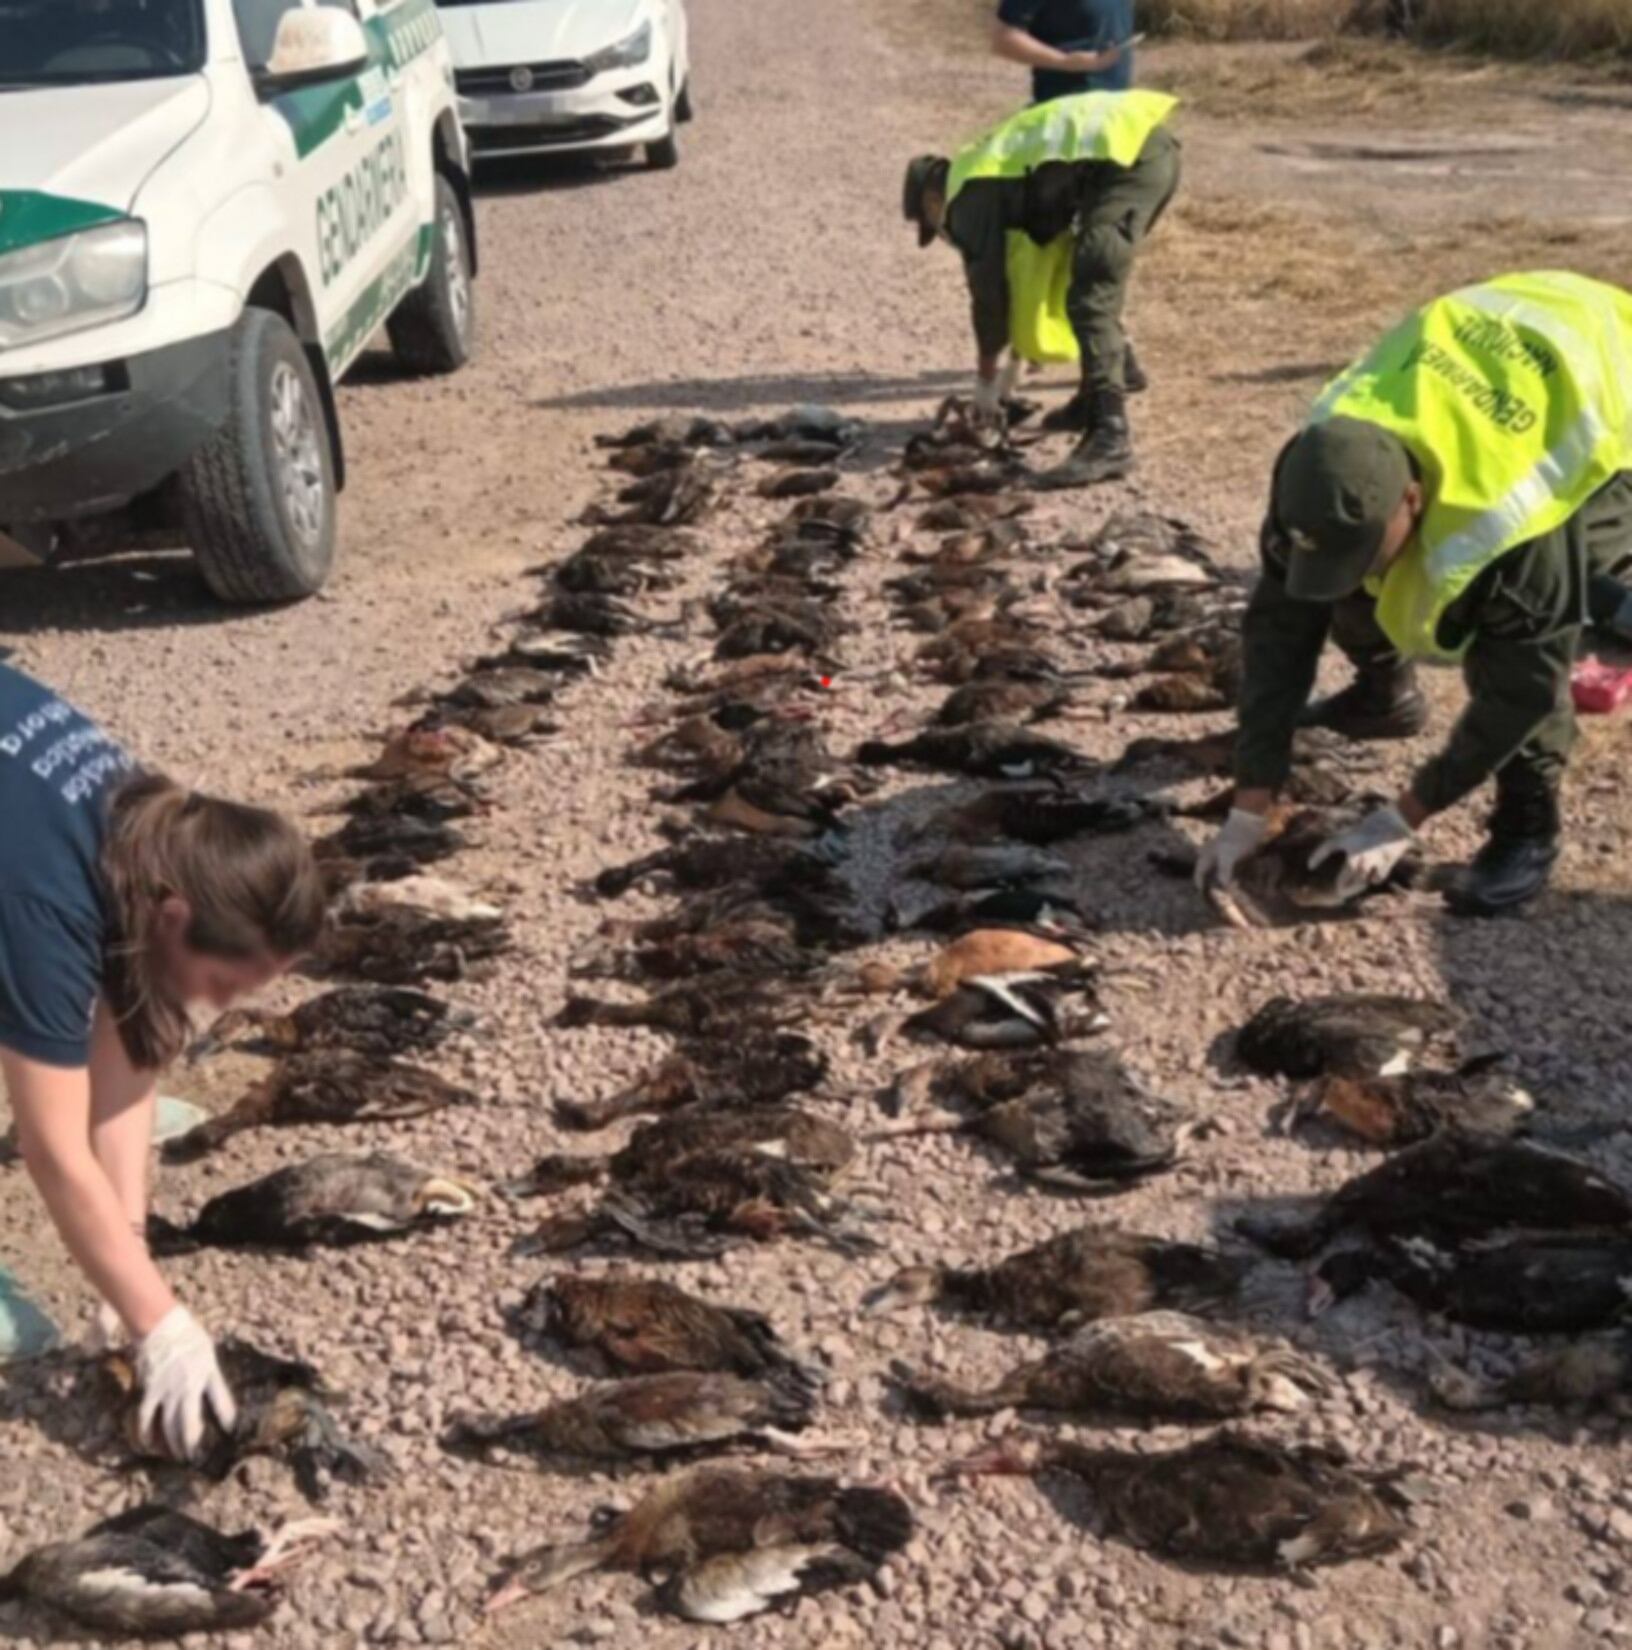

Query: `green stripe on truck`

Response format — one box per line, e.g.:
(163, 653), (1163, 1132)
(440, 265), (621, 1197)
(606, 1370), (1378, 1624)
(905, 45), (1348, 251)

(0, 191), (123, 257)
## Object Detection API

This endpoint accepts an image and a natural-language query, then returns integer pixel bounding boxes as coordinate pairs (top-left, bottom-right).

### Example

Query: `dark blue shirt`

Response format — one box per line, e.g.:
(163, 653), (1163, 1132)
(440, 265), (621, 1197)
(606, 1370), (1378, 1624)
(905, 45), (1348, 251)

(0, 664), (134, 1067)
(997, 0), (1135, 102)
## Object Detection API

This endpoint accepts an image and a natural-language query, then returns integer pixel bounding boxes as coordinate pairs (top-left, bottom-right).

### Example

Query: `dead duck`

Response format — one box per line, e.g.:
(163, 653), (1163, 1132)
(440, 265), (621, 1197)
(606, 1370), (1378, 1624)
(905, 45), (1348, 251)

(894, 1313), (1330, 1422)
(555, 974), (795, 1038)
(857, 722), (1094, 780)
(714, 600), (842, 660)
(593, 833), (842, 900)
(918, 493), (1031, 531)
(1291, 1057), (1534, 1148)
(876, 1048), (1186, 1192)
(944, 1431), (1409, 1573)
(1235, 993), (1460, 1080)
(553, 1032), (829, 1131)
(484, 1466), (912, 1623)
(313, 811), (467, 873)
(529, 589), (664, 638)
(892, 885), (1095, 945)
(865, 1226), (1251, 1330)
(591, 912), (812, 983)
(916, 929), (1085, 998)
(523, 1153), (878, 1260)
(446, 1369), (823, 1467)
(315, 903), (512, 984)
(1430, 1333), (1632, 1414)
(1090, 586), (1225, 639)
(903, 971), (1101, 1050)
(469, 633), (609, 677)
(583, 461), (716, 527)
(554, 545), (682, 598)
(101, 1339), (384, 1501)
(516, 1274), (816, 1382)
(1239, 1130), (1632, 1259)
(0, 1507), (335, 1638)
(336, 718), (504, 785)
(336, 872), (503, 925)
(512, 1105), (856, 1198)
(757, 468), (840, 500)
(435, 665), (564, 712)
(162, 1050), (476, 1163)
(909, 784), (1155, 847)
(1315, 1232), (1632, 1332)
(906, 842), (1073, 891)
(596, 413), (733, 451)
(148, 1151), (480, 1253)
(189, 984), (477, 1063)
(431, 699), (559, 747)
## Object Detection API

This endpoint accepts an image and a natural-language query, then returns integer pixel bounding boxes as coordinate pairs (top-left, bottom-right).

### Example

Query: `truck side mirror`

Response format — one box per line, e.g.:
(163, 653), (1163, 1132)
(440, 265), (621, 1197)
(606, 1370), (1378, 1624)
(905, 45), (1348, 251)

(257, 8), (370, 92)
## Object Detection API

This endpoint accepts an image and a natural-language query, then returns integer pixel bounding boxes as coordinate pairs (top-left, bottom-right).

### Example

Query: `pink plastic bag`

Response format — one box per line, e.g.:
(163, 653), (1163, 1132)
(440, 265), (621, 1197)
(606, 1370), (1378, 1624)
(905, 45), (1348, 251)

(1571, 657), (1632, 715)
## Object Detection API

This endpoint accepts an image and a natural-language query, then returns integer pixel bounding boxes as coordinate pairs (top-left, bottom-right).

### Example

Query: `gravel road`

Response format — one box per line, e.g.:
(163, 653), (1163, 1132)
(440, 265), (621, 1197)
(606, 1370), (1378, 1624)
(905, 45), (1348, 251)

(4, 2), (1632, 1647)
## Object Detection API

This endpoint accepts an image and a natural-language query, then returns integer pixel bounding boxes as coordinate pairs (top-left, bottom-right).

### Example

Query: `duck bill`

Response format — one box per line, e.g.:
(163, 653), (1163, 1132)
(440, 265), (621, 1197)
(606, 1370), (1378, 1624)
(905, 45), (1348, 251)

(482, 1576), (534, 1617)
(417, 1177), (483, 1217)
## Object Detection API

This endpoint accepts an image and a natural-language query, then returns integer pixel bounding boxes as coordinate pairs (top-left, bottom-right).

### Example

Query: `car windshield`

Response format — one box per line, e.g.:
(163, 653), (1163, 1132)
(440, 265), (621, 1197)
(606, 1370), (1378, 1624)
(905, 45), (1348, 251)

(0, 0), (206, 87)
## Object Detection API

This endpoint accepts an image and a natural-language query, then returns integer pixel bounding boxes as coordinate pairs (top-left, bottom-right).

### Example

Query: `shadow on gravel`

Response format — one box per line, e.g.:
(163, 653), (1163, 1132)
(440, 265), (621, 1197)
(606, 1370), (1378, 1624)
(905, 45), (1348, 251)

(470, 151), (645, 197)
(0, 552), (254, 637)
(530, 367), (971, 418)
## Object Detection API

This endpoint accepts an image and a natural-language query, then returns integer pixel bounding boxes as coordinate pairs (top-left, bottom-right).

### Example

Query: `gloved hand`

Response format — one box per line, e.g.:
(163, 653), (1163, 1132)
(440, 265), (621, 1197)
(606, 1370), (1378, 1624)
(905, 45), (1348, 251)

(1195, 807), (1269, 891)
(88, 1299), (126, 1353)
(972, 374), (1004, 422)
(1308, 804), (1416, 899)
(135, 1304), (237, 1461)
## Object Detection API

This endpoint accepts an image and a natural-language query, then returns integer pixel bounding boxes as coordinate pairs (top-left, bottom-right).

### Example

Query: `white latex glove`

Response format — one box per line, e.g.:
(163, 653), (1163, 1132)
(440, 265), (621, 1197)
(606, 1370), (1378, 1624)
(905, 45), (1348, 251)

(88, 1300), (127, 1353)
(1195, 807), (1269, 891)
(1308, 805), (1416, 899)
(972, 374), (1004, 421)
(135, 1304), (237, 1460)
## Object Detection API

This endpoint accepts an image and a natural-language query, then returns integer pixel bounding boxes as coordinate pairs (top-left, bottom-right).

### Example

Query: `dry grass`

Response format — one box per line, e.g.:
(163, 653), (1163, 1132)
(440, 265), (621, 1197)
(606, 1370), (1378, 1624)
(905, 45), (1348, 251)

(1144, 0), (1632, 58)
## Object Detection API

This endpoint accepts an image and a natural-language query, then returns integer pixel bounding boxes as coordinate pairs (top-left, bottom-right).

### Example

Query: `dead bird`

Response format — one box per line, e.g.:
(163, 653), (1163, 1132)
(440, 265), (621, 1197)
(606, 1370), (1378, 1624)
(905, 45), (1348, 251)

(1314, 1232), (1632, 1332)
(583, 461), (716, 527)
(907, 784), (1155, 847)
(101, 1340), (384, 1500)
(906, 842), (1074, 891)
(903, 971), (1101, 1050)
(434, 666), (562, 712)
(894, 1313), (1330, 1422)
(864, 1225), (1252, 1330)
(857, 722), (1095, 780)
(1430, 1332), (1632, 1414)
(1090, 586), (1226, 640)
(736, 406), (866, 446)
(188, 984), (477, 1063)
(876, 1048), (1185, 1192)
(892, 886), (1095, 945)
(511, 1105), (856, 1198)
(332, 775), (486, 831)
(0, 1507), (335, 1638)
(313, 812), (467, 872)
(431, 699), (559, 747)
(1291, 1057), (1534, 1148)
(591, 913), (812, 982)
(1239, 1130), (1632, 1260)
(757, 468), (840, 500)
(483, 1466), (912, 1623)
(605, 439), (696, 477)
(518, 1274), (817, 1382)
(523, 1153), (878, 1260)
(1235, 993), (1460, 1081)
(337, 873), (502, 924)
(597, 413), (733, 451)
(714, 600), (842, 660)
(334, 718), (504, 785)
(917, 493), (1031, 531)
(529, 589), (664, 638)
(755, 437), (852, 467)
(553, 1033), (829, 1131)
(315, 903), (512, 985)
(469, 634), (610, 676)
(1063, 510), (1223, 594)
(555, 974), (796, 1038)
(917, 929), (1085, 998)
(446, 1369), (823, 1467)
(944, 1431), (1410, 1573)
(902, 518), (1028, 566)
(162, 1050), (476, 1163)
(553, 546), (683, 597)
(147, 1151), (480, 1253)
(593, 834), (844, 901)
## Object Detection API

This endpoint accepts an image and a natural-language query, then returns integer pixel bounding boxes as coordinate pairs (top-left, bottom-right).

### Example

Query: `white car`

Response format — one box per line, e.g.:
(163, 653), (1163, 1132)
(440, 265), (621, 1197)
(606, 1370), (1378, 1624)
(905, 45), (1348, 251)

(439, 0), (691, 171)
(0, 0), (477, 604)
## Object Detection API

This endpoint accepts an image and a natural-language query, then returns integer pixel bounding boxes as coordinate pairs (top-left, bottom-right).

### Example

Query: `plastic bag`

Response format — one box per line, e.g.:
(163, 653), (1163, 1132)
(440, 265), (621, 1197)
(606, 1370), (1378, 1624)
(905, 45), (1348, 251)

(1571, 657), (1632, 715)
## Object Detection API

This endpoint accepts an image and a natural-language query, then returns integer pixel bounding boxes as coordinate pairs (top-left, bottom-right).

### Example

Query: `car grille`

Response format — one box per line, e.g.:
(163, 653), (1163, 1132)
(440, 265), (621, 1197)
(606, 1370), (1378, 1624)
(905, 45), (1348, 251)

(469, 116), (631, 151)
(454, 60), (590, 95)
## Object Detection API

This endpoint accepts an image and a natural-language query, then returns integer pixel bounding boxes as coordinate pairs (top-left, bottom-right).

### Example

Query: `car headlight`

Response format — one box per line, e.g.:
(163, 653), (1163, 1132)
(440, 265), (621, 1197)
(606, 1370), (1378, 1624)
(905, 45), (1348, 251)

(0, 221), (148, 352)
(584, 19), (652, 74)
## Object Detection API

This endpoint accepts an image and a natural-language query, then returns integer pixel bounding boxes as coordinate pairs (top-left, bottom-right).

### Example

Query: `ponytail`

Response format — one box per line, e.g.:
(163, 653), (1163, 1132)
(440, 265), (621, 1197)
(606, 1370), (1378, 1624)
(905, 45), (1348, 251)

(101, 773), (329, 1070)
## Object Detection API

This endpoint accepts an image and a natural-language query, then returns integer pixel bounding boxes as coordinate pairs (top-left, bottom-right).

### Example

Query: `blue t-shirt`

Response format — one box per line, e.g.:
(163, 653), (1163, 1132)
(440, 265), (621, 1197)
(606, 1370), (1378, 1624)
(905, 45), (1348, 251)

(997, 0), (1135, 103)
(0, 664), (134, 1068)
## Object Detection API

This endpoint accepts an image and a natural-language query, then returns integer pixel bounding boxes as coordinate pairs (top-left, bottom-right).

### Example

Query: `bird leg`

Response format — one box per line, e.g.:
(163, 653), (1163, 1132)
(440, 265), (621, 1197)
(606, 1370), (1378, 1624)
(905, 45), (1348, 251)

(228, 1518), (340, 1591)
(758, 1426), (856, 1458)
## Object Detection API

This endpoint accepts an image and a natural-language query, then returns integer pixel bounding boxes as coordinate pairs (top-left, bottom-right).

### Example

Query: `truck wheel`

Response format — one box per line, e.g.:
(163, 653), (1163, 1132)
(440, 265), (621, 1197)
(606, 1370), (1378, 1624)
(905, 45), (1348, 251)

(179, 308), (337, 604)
(387, 174), (475, 375)
(675, 77), (694, 123)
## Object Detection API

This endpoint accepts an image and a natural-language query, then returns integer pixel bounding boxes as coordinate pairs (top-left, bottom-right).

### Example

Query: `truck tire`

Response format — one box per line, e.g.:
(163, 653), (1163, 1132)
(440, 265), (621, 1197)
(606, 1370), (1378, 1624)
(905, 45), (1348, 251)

(387, 174), (475, 376)
(179, 308), (338, 604)
(676, 77), (694, 123)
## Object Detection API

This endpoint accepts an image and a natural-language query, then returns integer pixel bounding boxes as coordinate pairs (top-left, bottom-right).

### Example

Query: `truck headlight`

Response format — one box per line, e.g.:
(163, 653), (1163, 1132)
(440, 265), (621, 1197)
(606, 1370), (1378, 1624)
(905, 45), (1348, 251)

(0, 221), (148, 351)
(585, 19), (652, 74)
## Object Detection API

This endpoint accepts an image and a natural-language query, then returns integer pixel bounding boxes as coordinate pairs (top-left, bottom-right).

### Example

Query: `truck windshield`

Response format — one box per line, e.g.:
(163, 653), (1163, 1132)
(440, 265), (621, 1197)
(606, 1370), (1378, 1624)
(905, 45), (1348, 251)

(0, 0), (206, 87)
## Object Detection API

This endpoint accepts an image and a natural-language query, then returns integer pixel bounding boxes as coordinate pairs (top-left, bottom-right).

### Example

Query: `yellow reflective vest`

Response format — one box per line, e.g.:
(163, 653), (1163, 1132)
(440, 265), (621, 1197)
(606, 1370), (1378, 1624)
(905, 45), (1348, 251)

(1309, 271), (1632, 661)
(946, 91), (1178, 366)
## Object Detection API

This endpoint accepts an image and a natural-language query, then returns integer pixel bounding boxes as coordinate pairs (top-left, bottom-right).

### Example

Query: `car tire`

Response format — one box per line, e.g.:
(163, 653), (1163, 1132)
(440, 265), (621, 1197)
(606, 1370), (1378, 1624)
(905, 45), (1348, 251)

(387, 173), (475, 376)
(179, 307), (338, 604)
(646, 122), (680, 170)
(675, 76), (694, 123)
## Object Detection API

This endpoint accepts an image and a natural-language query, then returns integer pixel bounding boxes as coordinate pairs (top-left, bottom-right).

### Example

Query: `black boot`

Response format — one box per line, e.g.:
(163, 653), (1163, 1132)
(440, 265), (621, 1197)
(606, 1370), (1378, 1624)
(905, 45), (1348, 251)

(1033, 392), (1134, 491)
(1445, 785), (1560, 918)
(1041, 382), (1095, 434)
(1124, 341), (1148, 395)
(1298, 667), (1428, 741)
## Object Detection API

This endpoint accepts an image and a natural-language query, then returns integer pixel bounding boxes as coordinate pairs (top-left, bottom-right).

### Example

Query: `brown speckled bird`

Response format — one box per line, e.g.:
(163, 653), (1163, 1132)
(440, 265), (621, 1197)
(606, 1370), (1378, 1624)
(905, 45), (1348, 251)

(188, 984), (478, 1064)
(1293, 1058), (1533, 1148)
(315, 903), (512, 985)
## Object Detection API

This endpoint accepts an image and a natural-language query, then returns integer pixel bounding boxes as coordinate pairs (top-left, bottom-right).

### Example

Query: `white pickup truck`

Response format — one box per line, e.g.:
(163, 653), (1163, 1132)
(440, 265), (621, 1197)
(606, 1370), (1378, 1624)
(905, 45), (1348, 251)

(0, 0), (478, 603)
